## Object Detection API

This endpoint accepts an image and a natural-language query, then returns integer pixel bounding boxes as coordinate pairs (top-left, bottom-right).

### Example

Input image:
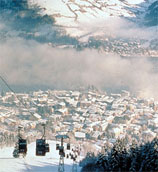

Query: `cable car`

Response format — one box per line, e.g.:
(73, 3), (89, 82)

(13, 139), (27, 158)
(36, 139), (46, 156)
(71, 154), (74, 159)
(56, 143), (59, 150)
(18, 139), (27, 154)
(67, 143), (70, 150)
(13, 126), (27, 158)
(59, 146), (65, 156)
(36, 123), (50, 156)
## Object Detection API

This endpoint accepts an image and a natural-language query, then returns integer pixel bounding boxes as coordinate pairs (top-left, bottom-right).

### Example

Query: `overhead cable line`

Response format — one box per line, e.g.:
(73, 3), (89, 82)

(0, 75), (36, 118)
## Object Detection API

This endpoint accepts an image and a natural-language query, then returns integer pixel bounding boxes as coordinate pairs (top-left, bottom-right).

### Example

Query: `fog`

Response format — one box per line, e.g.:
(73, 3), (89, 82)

(0, 3), (158, 98)
(0, 37), (158, 98)
(79, 17), (157, 40)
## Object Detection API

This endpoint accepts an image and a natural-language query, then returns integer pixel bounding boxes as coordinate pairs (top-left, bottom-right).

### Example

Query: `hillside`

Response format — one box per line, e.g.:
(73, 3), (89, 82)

(0, 0), (157, 56)
(28, 0), (158, 36)
(145, 1), (158, 26)
(80, 138), (158, 172)
(0, 141), (81, 172)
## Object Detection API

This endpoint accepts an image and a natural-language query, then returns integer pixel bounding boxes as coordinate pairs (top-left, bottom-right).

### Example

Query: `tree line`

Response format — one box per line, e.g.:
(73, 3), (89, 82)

(80, 138), (158, 172)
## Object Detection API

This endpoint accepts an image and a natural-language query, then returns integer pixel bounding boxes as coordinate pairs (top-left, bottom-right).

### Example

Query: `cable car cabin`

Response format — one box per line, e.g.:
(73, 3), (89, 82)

(59, 146), (65, 157)
(71, 154), (74, 159)
(56, 143), (59, 150)
(67, 143), (70, 150)
(36, 139), (46, 156)
(45, 143), (50, 152)
(18, 139), (27, 154)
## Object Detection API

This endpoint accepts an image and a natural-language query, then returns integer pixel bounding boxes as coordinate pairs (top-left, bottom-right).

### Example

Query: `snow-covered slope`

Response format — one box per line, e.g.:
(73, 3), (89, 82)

(0, 141), (81, 172)
(28, 0), (157, 36)
(0, 0), (157, 55)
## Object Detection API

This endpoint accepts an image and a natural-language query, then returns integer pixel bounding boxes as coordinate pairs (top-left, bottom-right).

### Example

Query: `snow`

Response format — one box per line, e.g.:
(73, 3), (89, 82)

(75, 132), (86, 139)
(73, 0), (91, 6)
(27, 0), (157, 37)
(0, 141), (82, 172)
(27, 0), (136, 36)
(30, 0), (73, 16)
(126, 0), (145, 5)
(107, 0), (122, 6)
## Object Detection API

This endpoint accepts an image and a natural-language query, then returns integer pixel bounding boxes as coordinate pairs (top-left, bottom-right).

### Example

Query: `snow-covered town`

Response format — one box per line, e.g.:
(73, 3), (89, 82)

(0, 0), (158, 171)
(0, 88), (158, 154)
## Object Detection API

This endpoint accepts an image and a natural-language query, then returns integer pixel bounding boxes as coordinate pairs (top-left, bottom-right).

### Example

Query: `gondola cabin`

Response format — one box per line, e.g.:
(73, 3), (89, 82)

(56, 143), (59, 150)
(71, 154), (73, 159)
(18, 139), (27, 154)
(59, 146), (65, 156)
(67, 143), (70, 150)
(36, 139), (46, 156)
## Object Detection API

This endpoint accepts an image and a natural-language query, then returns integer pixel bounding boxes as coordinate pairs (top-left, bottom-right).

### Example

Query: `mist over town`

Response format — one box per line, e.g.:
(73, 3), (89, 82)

(0, 0), (158, 171)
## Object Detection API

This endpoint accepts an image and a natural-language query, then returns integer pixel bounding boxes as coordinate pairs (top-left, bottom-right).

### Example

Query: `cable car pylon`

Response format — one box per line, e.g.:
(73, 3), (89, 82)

(59, 137), (64, 172)
(56, 134), (70, 172)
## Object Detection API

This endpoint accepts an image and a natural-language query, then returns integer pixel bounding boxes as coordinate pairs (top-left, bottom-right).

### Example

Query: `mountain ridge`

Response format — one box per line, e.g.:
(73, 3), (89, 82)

(28, 0), (157, 35)
(0, 0), (157, 57)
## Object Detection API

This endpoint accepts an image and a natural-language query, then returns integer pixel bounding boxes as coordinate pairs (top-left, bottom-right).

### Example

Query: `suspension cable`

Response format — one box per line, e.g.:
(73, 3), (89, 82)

(0, 75), (36, 118)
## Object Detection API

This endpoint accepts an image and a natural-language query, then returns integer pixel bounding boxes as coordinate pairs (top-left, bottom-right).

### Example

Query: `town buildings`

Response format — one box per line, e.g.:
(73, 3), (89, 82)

(0, 89), (158, 151)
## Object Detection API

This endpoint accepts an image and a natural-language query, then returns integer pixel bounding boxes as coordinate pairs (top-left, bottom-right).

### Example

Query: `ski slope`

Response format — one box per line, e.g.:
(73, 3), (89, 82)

(0, 141), (82, 172)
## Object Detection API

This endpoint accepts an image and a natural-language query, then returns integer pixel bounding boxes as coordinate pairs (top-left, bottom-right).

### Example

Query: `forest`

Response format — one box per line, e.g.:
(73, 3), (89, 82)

(80, 138), (158, 172)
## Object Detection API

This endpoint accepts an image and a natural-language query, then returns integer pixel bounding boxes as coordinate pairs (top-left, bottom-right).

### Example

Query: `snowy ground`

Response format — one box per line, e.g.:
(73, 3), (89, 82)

(0, 141), (82, 172)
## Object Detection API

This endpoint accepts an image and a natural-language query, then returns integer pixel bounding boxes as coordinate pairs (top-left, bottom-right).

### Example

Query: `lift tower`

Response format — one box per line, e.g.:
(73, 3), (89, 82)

(56, 134), (70, 172)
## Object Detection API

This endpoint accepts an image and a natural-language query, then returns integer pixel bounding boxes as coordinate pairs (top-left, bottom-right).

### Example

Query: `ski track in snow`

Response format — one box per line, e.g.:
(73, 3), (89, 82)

(0, 141), (82, 172)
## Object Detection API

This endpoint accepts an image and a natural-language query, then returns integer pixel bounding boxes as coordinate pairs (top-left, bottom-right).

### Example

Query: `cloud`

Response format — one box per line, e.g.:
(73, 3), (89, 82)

(78, 17), (157, 40)
(0, 38), (158, 99)
(0, 5), (157, 98)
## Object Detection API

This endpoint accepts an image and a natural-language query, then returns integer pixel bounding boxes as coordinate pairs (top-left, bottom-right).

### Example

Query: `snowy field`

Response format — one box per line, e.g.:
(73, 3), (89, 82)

(0, 141), (82, 172)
